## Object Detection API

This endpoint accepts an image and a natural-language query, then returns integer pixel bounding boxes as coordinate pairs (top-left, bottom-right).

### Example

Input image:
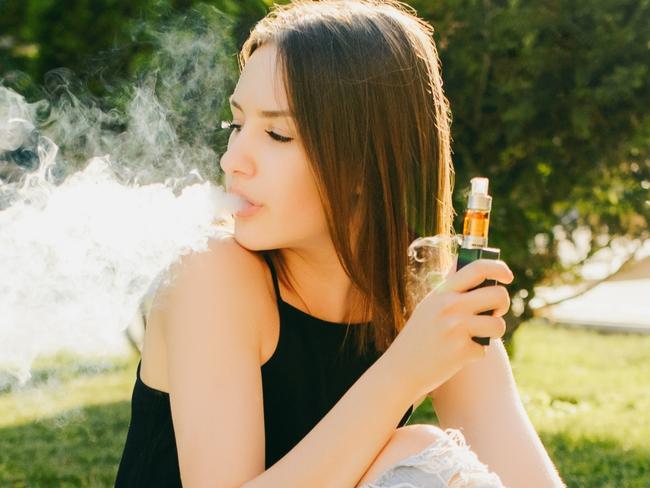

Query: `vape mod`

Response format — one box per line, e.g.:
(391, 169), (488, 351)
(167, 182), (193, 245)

(455, 177), (501, 346)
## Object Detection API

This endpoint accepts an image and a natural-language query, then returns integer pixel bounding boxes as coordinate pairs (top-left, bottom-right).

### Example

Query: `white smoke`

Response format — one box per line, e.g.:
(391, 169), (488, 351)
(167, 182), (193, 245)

(0, 6), (247, 387)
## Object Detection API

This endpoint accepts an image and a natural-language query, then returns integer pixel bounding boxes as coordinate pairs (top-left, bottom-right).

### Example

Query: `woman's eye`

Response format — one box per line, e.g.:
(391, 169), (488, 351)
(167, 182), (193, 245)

(221, 121), (292, 143)
(266, 130), (293, 143)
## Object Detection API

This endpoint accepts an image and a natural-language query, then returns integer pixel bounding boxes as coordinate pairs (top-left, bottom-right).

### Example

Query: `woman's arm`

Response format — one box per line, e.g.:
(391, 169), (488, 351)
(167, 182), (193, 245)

(429, 338), (566, 488)
(162, 238), (421, 488)
(244, 348), (415, 488)
(161, 239), (267, 487)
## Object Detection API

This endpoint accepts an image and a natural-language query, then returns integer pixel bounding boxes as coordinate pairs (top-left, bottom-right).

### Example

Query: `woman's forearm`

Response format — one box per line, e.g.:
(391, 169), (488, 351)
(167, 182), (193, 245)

(242, 350), (420, 488)
(449, 396), (566, 488)
(430, 340), (565, 488)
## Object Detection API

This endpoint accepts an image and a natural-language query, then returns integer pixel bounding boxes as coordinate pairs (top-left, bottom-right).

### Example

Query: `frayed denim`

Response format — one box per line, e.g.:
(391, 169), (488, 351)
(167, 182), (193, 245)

(360, 428), (505, 488)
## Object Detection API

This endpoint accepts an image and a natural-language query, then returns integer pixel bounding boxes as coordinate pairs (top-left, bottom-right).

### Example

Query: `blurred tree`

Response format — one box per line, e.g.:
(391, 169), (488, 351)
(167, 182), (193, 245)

(410, 0), (650, 344)
(0, 0), (272, 182)
(0, 0), (273, 89)
(0, 0), (152, 99)
(1, 0), (648, 348)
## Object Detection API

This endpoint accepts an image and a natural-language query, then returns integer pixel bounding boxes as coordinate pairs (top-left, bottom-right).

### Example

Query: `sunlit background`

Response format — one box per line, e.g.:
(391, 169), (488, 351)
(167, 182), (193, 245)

(0, 1), (648, 486)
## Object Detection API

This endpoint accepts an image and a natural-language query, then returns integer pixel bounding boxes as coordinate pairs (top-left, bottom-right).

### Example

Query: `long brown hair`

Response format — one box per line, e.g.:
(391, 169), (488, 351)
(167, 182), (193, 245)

(240, 0), (456, 356)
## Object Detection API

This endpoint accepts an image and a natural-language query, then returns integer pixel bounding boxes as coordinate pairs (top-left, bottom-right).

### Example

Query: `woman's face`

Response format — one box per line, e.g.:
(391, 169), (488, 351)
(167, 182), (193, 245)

(220, 43), (329, 252)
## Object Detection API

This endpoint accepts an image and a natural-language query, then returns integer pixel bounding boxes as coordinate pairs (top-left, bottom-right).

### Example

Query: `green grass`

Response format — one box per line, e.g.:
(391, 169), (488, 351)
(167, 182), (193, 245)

(0, 354), (137, 487)
(0, 321), (648, 487)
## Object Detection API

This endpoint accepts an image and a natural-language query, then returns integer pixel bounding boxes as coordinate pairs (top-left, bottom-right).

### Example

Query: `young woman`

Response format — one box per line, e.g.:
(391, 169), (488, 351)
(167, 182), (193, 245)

(116, 1), (565, 487)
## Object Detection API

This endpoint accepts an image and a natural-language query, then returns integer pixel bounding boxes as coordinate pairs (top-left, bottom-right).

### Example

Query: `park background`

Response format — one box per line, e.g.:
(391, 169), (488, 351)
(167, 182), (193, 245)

(0, 0), (648, 486)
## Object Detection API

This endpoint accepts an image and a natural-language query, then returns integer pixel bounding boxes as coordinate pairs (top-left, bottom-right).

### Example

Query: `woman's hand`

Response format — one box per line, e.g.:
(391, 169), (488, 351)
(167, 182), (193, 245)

(388, 258), (514, 399)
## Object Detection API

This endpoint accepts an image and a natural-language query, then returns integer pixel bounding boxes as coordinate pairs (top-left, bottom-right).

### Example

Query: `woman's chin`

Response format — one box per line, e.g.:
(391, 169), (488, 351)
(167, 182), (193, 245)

(231, 226), (266, 252)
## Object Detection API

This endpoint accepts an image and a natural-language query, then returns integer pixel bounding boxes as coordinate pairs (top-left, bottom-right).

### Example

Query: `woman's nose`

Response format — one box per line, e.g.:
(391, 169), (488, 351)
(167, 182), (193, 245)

(219, 135), (256, 177)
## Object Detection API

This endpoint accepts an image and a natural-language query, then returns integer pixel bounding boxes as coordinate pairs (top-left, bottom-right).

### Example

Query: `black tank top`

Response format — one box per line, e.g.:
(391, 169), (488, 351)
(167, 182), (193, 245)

(115, 254), (413, 486)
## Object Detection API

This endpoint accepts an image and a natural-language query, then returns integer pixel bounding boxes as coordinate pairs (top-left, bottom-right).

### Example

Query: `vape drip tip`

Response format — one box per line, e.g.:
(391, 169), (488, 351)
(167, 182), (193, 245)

(461, 177), (492, 250)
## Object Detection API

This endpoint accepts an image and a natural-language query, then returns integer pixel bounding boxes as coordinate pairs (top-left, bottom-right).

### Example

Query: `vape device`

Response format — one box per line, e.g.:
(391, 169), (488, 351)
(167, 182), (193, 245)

(455, 177), (501, 346)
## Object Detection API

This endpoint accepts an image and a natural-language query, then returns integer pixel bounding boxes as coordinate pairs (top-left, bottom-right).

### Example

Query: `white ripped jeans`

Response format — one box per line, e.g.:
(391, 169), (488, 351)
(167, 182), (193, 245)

(359, 428), (506, 488)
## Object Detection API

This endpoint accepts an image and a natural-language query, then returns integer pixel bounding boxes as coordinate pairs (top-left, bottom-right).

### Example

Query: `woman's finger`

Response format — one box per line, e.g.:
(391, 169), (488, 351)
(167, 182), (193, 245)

(440, 259), (513, 293)
(460, 285), (511, 317)
(464, 314), (507, 341)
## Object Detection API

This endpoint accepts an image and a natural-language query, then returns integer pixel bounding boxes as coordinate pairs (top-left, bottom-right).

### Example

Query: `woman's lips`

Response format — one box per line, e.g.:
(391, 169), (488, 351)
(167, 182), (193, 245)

(226, 187), (263, 217)
(235, 200), (263, 218)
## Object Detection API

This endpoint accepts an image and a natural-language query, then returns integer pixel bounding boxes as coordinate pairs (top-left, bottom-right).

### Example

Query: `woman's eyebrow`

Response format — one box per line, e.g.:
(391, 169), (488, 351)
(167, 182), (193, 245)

(229, 96), (293, 118)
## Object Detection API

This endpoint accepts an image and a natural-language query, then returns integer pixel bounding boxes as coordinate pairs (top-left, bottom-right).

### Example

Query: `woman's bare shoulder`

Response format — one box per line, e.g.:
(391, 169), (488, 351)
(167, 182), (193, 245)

(204, 233), (272, 296)
(140, 233), (275, 390)
(158, 233), (269, 295)
(150, 232), (275, 344)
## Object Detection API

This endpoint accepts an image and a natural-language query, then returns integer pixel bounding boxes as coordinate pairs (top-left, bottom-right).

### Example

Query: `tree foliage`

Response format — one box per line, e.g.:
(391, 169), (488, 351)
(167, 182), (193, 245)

(409, 0), (649, 338)
(1, 0), (648, 342)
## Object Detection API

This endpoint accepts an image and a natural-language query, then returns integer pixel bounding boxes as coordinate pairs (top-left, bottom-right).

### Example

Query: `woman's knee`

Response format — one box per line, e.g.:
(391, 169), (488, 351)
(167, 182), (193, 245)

(389, 424), (449, 456)
(356, 424), (447, 487)
(356, 424), (504, 488)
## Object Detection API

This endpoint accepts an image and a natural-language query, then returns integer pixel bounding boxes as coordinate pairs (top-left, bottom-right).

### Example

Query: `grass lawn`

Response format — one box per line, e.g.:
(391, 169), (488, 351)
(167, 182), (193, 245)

(1, 319), (648, 487)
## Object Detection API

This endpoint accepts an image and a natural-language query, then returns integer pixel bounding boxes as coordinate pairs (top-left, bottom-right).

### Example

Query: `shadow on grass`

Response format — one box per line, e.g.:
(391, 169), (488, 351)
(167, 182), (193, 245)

(0, 401), (131, 487)
(1, 399), (648, 487)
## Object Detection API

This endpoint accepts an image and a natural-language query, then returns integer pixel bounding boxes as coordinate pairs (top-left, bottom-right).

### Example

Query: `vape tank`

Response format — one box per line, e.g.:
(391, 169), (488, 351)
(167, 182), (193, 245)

(455, 177), (501, 346)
